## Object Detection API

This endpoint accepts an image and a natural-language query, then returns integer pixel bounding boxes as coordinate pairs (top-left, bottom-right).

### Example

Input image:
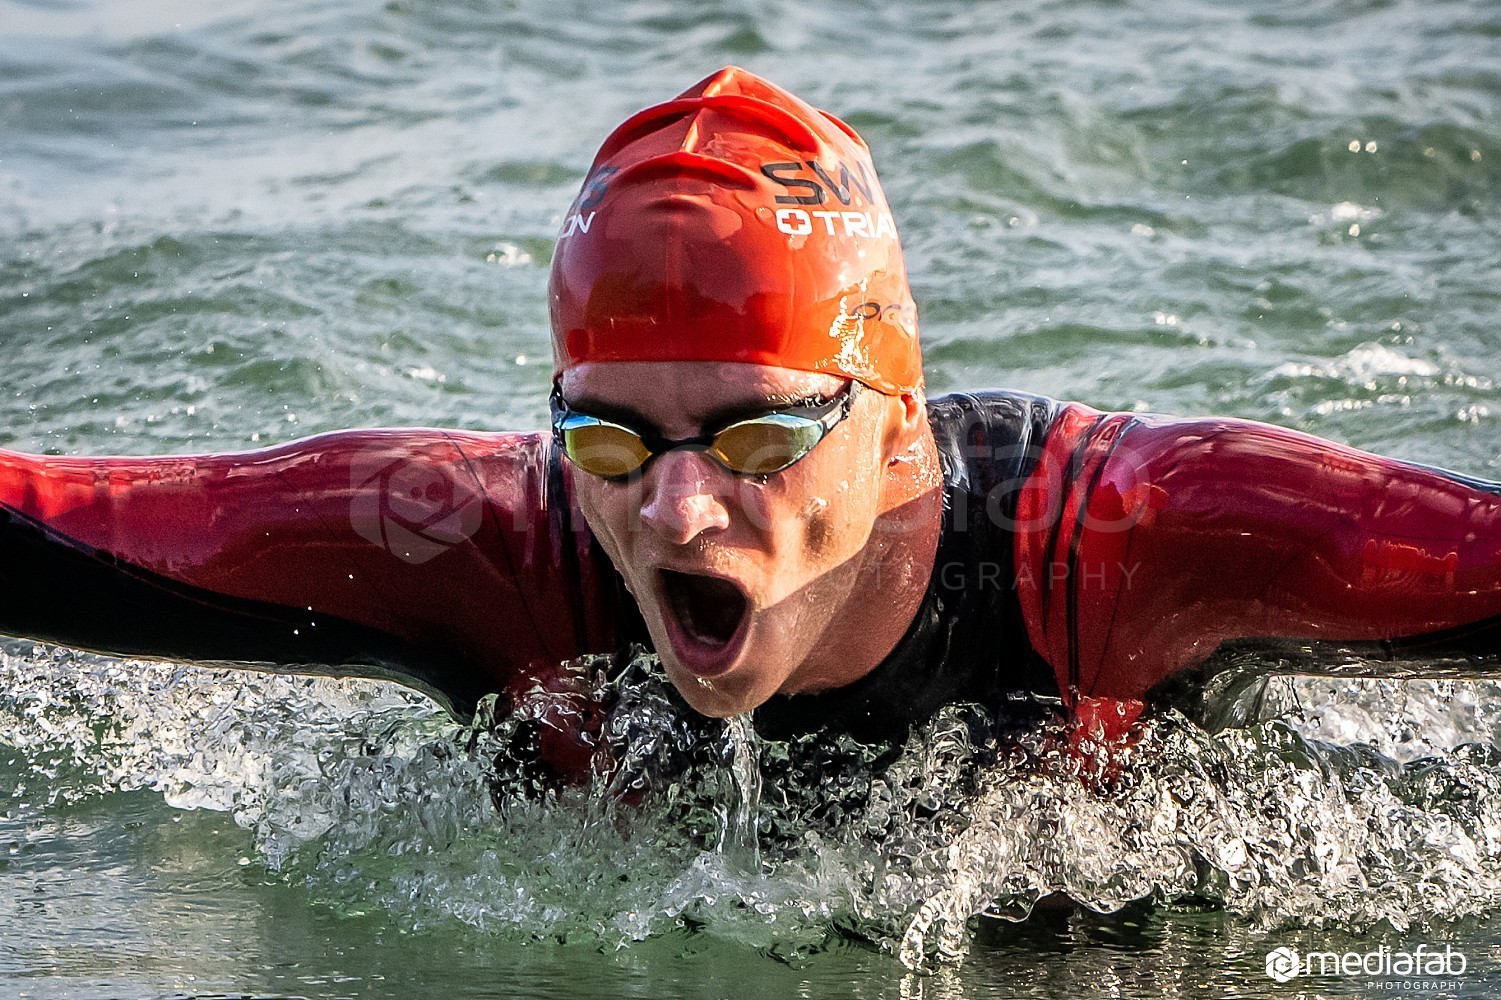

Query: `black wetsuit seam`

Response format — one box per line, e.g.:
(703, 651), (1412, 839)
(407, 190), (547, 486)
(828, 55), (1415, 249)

(1064, 418), (1132, 697)
(1042, 415), (1103, 636)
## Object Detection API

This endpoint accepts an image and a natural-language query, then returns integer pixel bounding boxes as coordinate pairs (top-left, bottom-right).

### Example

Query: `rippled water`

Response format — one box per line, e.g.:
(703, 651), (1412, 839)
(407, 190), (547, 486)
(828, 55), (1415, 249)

(3, 0), (1501, 996)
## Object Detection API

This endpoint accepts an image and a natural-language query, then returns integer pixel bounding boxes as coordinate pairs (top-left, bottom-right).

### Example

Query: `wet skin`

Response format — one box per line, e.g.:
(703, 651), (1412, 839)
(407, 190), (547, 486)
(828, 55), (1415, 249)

(559, 360), (946, 718)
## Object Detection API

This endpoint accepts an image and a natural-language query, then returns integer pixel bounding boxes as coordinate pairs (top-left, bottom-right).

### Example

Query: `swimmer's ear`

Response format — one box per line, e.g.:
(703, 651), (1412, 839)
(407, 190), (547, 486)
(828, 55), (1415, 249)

(879, 388), (928, 464)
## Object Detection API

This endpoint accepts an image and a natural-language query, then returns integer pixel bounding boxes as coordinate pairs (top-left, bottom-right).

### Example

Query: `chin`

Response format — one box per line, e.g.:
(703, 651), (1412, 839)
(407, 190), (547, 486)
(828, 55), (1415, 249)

(660, 653), (779, 718)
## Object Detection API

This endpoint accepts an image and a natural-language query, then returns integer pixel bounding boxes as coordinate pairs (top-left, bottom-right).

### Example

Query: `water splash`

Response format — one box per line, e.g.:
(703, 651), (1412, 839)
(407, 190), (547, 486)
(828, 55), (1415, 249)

(6, 641), (1501, 969)
(721, 713), (763, 870)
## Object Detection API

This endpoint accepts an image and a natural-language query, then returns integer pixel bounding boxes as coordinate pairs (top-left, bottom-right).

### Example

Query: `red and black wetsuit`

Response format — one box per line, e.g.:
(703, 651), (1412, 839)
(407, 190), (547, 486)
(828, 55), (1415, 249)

(759, 392), (1501, 741)
(3, 392), (1500, 762)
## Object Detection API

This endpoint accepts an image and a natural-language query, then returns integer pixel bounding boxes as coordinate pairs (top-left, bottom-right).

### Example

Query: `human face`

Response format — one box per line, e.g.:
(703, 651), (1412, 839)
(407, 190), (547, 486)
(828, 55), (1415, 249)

(559, 361), (903, 717)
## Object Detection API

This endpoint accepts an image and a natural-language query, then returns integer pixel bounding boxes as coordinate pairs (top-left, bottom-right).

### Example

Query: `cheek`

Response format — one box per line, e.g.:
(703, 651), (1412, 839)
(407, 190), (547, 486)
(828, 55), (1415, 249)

(726, 469), (826, 547)
(818, 421), (885, 506)
(723, 476), (776, 538)
(804, 498), (840, 552)
(576, 482), (636, 562)
(776, 453), (884, 559)
(803, 492), (840, 552)
(803, 484), (881, 560)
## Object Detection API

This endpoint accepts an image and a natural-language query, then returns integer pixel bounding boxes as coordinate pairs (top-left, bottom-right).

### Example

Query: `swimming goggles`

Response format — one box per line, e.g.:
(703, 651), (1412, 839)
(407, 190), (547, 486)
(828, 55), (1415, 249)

(550, 380), (863, 480)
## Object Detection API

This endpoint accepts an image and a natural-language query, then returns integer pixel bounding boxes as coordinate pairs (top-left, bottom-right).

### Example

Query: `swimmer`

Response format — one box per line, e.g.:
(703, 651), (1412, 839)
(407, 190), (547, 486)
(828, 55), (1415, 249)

(2, 67), (1500, 780)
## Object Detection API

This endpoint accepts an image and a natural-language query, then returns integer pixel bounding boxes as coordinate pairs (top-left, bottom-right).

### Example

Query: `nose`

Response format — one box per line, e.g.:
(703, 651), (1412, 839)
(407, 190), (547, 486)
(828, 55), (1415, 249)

(638, 449), (731, 545)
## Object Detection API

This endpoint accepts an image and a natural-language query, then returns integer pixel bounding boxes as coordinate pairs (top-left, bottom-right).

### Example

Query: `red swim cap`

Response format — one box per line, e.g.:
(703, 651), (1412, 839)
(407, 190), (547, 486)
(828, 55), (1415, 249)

(548, 66), (922, 396)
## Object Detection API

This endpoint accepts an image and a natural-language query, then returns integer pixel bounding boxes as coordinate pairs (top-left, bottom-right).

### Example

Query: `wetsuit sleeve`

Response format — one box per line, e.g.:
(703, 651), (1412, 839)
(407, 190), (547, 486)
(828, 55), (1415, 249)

(0, 429), (624, 720)
(1014, 406), (1501, 708)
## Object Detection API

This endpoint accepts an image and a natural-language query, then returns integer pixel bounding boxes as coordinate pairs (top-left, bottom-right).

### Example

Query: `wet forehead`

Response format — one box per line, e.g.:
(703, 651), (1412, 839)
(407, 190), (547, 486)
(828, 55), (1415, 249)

(560, 361), (845, 435)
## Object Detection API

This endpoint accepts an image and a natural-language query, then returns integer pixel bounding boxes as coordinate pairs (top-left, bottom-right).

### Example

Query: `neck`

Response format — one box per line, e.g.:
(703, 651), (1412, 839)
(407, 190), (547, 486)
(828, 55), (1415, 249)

(794, 429), (945, 692)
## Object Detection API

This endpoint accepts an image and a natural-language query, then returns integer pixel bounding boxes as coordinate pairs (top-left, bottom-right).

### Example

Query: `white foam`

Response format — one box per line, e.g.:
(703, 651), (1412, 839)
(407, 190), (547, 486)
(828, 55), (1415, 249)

(8, 643), (1501, 970)
(1271, 341), (1440, 383)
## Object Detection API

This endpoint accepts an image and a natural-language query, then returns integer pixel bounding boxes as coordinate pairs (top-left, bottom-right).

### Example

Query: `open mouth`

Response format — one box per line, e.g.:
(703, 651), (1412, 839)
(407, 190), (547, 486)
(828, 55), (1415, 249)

(658, 569), (750, 653)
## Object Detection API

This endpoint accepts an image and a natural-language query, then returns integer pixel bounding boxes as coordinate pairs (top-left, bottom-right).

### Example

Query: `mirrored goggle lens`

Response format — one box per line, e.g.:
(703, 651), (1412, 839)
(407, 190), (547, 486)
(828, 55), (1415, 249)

(709, 413), (826, 475)
(560, 419), (653, 478)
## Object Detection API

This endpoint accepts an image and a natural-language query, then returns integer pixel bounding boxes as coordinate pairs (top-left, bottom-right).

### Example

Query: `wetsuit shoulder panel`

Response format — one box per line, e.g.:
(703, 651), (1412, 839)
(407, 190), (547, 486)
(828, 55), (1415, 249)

(1015, 411), (1501, 705)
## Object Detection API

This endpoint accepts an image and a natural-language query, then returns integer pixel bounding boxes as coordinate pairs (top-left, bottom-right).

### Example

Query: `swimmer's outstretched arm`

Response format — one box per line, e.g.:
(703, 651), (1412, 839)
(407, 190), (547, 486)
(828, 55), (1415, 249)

(1015, 407), (1501, 708)
(0, 430), (625, 721)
